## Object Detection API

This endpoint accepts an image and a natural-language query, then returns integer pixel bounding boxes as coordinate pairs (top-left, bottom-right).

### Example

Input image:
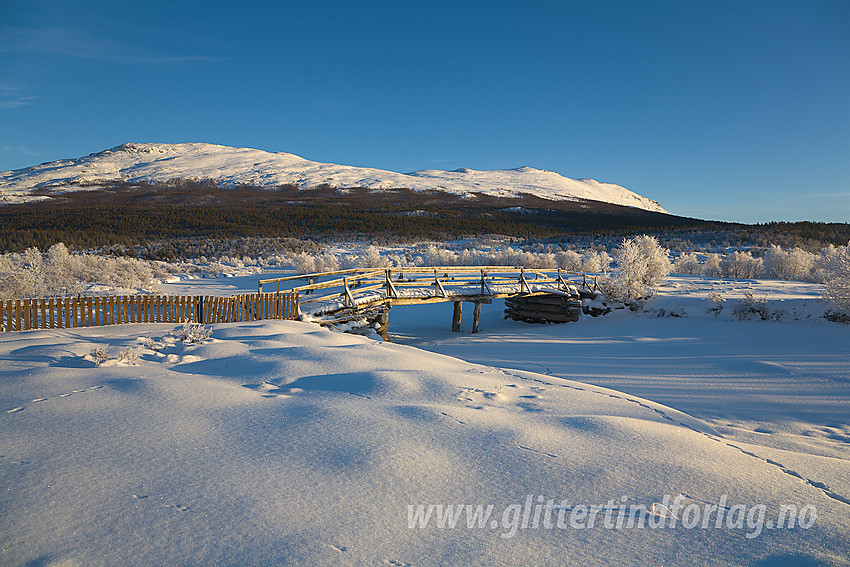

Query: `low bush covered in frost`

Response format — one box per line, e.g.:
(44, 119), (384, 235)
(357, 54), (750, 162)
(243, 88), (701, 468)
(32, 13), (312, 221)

(672, 243), (849, 285)
(290, 243), (613, 275)
(1, 243), (180, 299)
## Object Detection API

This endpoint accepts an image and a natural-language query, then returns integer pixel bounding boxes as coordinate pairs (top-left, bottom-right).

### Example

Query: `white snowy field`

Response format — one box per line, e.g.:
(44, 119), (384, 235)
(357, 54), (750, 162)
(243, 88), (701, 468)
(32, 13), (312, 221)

(2, 275), (849, 566)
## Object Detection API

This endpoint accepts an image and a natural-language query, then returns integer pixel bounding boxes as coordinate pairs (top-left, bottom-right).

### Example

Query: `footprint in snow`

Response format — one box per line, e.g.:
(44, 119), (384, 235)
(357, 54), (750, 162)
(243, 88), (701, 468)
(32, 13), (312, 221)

(516, 402), (544, 412)
(0, 455), (32, 466)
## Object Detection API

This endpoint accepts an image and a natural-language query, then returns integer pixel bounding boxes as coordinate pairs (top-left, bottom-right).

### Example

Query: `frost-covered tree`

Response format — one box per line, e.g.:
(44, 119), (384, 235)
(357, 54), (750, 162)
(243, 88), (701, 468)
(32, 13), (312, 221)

(292, 253), (317, 274)
(822, 243), (850, 312)
(608, 235), (671, 300)
(702, 253), (723, 277)
(762, 245), (815, 281)
(582, 250), (611, 274)
(673, 252), (702, 275)
(361, 245), (387, 268)
(720, 251), (763, 279)
(555, 250), (582, 271)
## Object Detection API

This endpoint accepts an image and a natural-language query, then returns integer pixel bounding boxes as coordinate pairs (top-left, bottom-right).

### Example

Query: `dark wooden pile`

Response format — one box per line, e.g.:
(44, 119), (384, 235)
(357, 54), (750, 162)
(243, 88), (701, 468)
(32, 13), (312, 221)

(504, 291), (582, 324)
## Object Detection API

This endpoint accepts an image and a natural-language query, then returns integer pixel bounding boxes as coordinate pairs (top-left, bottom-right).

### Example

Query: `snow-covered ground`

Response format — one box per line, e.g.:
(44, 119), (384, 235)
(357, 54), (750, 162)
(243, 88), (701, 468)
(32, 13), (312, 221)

(2, 273), (848, 566)
(0, 143), (666, 212)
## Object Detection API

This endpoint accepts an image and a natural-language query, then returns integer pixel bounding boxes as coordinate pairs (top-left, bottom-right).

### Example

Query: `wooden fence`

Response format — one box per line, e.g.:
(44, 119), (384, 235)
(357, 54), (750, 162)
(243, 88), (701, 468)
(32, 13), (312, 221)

(1, 292), (299, 332)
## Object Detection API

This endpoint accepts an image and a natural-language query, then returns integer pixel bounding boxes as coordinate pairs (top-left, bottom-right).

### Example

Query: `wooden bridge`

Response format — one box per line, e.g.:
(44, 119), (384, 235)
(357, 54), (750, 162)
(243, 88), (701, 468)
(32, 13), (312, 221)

(259, 267), (598, 335)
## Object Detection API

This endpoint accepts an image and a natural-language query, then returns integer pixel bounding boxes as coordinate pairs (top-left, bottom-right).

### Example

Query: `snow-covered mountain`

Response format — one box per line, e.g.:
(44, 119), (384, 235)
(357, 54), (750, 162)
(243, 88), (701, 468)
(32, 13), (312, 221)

(0, 143), (667, 213)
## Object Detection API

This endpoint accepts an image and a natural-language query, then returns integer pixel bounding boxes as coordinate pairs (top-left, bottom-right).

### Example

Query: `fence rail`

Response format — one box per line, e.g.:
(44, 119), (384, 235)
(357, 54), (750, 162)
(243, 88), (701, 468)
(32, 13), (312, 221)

(1, 292), (299, 332)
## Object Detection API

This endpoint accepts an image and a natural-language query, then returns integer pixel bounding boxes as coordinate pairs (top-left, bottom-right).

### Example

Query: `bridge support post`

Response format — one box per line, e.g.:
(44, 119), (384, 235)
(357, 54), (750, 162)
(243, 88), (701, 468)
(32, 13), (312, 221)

(452, 301), (463, 332)
(472, 302), (482, 333)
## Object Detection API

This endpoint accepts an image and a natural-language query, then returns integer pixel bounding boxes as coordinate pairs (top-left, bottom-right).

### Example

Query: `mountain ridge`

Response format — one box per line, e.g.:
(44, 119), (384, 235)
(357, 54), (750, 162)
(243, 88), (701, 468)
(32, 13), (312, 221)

(0, 142), (666, 213)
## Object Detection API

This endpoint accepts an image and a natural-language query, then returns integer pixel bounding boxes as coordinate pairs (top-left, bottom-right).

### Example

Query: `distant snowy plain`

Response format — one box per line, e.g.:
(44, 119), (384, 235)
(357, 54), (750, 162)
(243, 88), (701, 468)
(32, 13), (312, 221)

(1, 273), (848, 566)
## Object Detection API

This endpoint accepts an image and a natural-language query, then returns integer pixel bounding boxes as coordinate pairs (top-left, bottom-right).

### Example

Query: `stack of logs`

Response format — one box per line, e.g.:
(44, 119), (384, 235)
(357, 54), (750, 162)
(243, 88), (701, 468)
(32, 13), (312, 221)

(504, 290), (582, 324)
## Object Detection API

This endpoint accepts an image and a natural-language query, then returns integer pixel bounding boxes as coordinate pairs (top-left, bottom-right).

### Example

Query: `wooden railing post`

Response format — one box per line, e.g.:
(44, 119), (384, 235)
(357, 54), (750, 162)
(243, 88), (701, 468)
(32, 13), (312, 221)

(343, 278), (354, 307)
(434, 270), (447, 298)
(480, 270), (492, 295)
(385, 269), (399, 298)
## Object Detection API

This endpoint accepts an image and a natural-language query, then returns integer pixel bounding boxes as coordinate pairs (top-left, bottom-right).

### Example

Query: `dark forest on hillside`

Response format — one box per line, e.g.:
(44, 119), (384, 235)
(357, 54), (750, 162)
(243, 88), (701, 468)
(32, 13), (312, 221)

(1, 180), (848, 253)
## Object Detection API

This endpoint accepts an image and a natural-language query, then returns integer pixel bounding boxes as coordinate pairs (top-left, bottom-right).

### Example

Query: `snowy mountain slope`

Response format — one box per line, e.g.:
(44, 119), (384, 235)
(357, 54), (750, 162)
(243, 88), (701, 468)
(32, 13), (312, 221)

(0, 143), (667, 212)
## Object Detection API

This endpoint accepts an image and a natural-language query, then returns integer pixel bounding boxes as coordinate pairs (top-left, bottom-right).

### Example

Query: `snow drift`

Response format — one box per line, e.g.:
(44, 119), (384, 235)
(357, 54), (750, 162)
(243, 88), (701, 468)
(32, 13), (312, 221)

(2, 317), (847, 566)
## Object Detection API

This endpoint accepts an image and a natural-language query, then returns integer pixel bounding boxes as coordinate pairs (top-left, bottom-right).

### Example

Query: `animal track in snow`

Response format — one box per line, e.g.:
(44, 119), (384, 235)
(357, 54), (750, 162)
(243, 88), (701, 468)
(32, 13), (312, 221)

(132, 493), (191, 511)
(514, 442), (557, 459)
(4, 385), (105, 416)
(440, 411), (465, 425)
(0, 454), (31, 466)
(498, 369), (850, 509)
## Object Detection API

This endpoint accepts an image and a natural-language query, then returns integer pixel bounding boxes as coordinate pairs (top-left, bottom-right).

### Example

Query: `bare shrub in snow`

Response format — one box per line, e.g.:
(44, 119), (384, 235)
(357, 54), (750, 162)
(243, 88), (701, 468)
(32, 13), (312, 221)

(732, 291), (770, 320)
(89, 347), (109, 366)
(116, 347), (139, 365)
(608, 236), (671, 301)
(177, 321), (212, 343)
(142, 336), (164, 352)
(707, 290), (724, 315)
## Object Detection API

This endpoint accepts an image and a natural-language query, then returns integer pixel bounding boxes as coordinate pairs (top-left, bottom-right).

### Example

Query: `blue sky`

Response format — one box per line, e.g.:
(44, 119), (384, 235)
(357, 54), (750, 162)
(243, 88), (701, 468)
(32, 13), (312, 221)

(1, 0), (848, 223)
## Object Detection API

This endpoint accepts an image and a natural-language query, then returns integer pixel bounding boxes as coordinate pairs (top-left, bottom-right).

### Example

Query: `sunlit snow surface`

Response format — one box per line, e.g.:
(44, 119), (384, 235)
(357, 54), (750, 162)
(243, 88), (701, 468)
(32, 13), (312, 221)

(0, 143), (666, 212)
(1, 275), (848, 566)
